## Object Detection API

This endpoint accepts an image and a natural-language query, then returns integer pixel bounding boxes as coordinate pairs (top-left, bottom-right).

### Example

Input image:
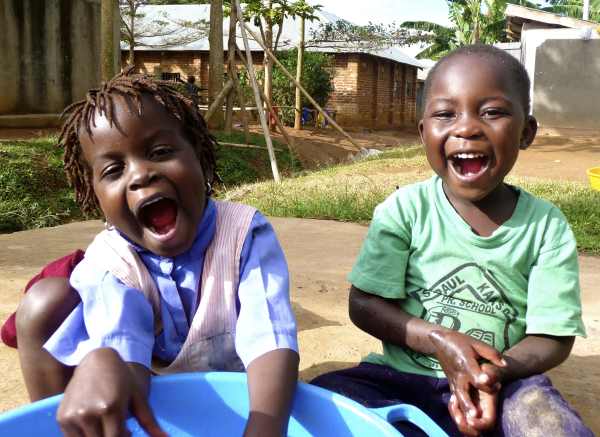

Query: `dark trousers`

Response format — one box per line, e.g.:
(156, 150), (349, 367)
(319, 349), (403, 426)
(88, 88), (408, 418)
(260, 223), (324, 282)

(311, 362), (594, 437)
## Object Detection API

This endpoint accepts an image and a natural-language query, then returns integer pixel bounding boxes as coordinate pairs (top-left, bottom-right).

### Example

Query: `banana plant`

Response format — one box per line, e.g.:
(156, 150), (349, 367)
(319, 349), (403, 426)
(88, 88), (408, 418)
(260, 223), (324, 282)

(402, 0), (545, 59)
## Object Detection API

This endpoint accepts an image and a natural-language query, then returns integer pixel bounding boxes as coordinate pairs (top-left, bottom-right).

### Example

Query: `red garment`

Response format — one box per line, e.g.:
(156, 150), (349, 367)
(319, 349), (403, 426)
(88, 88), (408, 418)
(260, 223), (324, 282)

(1, 250), (84, 348)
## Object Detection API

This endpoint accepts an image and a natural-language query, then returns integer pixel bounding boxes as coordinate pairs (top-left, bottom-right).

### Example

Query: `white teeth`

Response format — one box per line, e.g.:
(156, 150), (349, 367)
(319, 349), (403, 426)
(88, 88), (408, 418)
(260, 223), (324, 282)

(142, 196), (166, 208)
(454, 153), (485, 159)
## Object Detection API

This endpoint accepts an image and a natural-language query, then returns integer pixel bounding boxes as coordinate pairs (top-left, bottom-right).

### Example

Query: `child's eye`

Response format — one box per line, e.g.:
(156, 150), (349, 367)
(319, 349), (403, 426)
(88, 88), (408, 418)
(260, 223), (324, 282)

(150, 145), (175, 160)
(432, 111), (454, 119)
(100, 163), (123, 179)
(481, 108), (507, 118)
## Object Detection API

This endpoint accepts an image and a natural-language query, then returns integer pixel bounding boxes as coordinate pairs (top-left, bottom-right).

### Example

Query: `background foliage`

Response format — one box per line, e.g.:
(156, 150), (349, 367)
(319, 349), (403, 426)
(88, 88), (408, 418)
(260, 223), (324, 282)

(239, 49), (334, 126)
(0, 134), (299, 234)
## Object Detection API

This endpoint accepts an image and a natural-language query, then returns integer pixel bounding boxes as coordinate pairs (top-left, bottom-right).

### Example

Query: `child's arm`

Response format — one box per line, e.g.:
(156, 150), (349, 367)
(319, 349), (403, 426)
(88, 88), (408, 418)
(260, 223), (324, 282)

(482, 334), (574, 382)
(350, 286), (505, 432)
(245, 348), (299, 437)
(56, 348), (166, 437)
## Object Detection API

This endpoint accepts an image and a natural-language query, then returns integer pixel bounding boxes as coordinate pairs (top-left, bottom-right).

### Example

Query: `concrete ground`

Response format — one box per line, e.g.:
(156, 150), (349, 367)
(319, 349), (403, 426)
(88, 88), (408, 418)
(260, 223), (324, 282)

(0, 217), (598, 433)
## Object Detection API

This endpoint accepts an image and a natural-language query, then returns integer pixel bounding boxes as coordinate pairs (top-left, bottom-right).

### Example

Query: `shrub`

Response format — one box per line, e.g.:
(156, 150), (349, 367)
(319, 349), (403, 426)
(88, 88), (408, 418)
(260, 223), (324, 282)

(239, 49), (334, 126)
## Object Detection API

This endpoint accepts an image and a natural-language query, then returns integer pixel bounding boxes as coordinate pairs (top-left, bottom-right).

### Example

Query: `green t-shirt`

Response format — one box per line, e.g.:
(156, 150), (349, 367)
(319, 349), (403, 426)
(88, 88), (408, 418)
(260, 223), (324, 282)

(349, 176), (586, 378)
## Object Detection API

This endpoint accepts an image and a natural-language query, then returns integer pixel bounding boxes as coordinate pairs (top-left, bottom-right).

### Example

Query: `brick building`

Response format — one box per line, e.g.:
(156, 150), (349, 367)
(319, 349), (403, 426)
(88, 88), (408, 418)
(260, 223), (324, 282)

(125, 5), (422, 129)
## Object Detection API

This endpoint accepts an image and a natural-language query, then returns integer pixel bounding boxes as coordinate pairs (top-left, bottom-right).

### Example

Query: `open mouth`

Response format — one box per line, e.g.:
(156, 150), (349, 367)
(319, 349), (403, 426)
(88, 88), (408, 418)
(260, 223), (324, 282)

(139, 197), (178, 235)
(449, 152), (490, 177)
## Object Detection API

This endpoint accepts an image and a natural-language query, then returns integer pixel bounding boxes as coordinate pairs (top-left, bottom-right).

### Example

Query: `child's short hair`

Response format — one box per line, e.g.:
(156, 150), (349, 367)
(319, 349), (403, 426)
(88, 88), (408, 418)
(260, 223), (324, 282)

(58, 67), (217, 214)
(424, 44), (531, 114)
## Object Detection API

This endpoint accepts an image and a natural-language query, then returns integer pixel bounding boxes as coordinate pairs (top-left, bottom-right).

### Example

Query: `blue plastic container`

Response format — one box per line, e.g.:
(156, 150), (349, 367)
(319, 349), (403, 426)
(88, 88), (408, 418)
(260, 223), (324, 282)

(0, 372), (448, 436)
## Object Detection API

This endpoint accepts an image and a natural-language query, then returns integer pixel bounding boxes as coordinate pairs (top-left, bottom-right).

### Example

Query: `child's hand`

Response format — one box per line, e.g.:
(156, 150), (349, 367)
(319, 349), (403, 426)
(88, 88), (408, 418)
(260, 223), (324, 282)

(448, 387), (498, 436)
(56, 348), (166, 437)
(429, 330), (506, 420)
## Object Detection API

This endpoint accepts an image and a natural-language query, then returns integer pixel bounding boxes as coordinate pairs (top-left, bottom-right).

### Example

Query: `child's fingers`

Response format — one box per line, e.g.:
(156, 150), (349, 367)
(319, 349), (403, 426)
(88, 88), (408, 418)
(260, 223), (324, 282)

(453, 379), (479, 421)
(101, 412), (129, 437)
(479, 363), (503, 392)
(130, 391), (167, 437)
(465, 390), (498, 433)
(472, 342), (507, 368)
(448, 395), (480, 437)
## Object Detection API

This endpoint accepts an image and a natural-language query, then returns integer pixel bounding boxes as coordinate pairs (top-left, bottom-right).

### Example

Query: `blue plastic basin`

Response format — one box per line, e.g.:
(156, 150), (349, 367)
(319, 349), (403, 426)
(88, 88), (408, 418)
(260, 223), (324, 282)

(0, 372), (448, 436)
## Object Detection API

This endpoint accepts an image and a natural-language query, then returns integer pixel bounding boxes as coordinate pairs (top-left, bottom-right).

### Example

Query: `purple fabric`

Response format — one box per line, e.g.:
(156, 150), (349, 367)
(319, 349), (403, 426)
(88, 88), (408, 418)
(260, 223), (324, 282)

(310, 362), (594, 437)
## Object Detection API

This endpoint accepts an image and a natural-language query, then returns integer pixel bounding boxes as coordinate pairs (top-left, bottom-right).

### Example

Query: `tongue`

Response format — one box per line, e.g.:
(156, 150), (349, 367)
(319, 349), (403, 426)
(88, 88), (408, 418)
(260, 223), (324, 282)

(145, 199), (177, 234)
(461, 158), (485, 175)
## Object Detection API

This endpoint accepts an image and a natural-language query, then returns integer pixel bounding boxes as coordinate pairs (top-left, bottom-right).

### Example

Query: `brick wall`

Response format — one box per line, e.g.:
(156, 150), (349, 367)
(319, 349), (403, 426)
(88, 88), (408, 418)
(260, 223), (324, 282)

(326, 53), (418, 129)
(326, 54), (361, 126)
(126, 50), (417, 129)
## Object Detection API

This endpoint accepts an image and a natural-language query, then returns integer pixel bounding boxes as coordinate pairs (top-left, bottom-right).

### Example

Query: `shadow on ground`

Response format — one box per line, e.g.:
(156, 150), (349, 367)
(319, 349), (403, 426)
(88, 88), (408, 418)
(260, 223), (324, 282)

(293, 302), (342, 332)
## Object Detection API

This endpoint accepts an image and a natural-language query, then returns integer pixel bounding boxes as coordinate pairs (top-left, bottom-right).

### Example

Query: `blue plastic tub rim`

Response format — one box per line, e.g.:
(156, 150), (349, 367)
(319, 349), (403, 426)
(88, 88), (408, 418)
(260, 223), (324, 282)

(0, 372), (449, 437)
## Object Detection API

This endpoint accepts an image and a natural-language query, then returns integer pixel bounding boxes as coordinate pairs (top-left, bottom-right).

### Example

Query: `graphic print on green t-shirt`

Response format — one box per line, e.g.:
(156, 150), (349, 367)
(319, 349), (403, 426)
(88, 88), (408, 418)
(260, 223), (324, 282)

(406, 263), (518, 371)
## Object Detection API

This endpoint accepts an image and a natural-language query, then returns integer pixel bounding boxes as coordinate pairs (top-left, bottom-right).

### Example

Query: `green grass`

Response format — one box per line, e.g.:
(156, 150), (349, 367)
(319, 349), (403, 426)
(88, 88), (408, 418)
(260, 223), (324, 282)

(0, 137), (83, 232)
(213, 131), (301, 189)
(0, 132), (300, 234)
(2, 137), (598, 255)
(227, 146), (600, 255)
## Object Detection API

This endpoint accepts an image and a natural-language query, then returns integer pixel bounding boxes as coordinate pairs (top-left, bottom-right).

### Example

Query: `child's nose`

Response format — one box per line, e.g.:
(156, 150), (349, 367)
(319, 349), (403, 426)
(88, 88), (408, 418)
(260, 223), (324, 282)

(451, 113), (483, 139)
(128, 162), (158, 190)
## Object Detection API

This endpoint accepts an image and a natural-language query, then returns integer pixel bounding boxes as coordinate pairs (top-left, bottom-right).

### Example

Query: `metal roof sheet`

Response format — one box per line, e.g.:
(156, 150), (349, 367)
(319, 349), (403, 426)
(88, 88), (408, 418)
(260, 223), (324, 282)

(122, 4), (423, 68)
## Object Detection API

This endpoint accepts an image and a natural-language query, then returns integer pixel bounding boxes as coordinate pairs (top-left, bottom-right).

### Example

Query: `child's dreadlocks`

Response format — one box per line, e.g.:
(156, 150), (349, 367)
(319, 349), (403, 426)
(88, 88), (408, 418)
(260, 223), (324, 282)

(58, 66), (217, 214)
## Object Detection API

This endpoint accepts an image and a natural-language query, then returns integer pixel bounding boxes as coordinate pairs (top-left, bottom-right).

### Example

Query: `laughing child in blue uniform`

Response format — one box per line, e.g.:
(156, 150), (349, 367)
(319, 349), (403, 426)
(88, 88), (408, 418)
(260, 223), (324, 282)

(312, 45), (592, 437)
(13, 69), (299, 437)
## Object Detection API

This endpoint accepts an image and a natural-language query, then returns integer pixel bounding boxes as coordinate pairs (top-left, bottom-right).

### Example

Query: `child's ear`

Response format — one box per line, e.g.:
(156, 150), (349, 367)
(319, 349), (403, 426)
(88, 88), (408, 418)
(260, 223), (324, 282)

(519, 115), (538, 150)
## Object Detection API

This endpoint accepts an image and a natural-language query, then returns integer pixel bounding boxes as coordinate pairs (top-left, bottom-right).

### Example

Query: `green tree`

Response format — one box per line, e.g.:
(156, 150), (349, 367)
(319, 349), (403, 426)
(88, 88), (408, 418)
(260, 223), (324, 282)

(229, 1), (321, 110)
(545, 0), (600, 21)
(402, 0), (544, 59)
(308, 20), (420, 50)
(239, 49), (333, 126)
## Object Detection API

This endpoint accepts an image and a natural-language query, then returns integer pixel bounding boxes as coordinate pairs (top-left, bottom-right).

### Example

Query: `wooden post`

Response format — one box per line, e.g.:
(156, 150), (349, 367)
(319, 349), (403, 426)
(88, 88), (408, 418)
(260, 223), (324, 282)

(294, 15), (305, 130)
(263, 0), (274, 122)
(101, 0), (119, 81)
(205, 79), (235, 122)
(233, 75), (251, 143)
(225, 4), (238, 134)
(235, 46), (294, 153)
(241, 21), (362, 151)
(234, 0), (281, 183)
(208, 0), (225, 128)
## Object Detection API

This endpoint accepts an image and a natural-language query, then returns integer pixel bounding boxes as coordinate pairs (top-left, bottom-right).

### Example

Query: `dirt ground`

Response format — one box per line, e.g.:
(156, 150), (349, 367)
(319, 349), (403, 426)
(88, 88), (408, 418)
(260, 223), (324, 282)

(0, 127), (599, 433)
(270, 126), (600, 184)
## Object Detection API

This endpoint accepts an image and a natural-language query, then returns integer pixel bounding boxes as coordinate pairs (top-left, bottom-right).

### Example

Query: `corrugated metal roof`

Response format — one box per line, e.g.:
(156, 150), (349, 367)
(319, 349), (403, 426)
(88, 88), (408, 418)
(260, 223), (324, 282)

(122, 4), (424, 68)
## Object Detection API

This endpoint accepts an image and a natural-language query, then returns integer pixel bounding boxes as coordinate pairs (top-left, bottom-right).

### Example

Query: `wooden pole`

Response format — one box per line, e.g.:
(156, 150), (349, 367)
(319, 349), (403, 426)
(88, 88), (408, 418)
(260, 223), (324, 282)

(230, 73), (251, 143)
(241, 21), (362, 151)
(235, 46), (295, 153)
(234, 0), (281, 183)
(230, 49), (252, 143)
(294, 15), (305, 130)
(225, 4), (238, 134)
(208, 0), (225, 129)
(204, 79), (235, 122)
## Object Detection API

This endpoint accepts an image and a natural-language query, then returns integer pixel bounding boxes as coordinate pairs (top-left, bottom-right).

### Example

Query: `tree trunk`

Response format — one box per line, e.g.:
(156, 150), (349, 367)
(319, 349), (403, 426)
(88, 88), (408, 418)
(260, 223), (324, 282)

(224, 3), (238, 134)
(101, 0), (119, 81)
(293, 15), (305, 130)
(208, 0), (224, 129)
(128, 5), (135, 66)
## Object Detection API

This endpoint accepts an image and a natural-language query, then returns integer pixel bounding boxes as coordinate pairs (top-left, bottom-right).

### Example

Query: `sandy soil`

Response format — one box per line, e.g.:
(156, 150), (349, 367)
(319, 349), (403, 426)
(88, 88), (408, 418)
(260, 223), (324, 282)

(0, 127), (598, 433)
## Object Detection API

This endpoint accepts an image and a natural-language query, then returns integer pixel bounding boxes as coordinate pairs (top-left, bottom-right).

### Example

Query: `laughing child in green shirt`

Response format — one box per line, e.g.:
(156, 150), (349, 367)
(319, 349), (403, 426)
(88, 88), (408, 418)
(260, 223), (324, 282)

(312, 45), (592, 437)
